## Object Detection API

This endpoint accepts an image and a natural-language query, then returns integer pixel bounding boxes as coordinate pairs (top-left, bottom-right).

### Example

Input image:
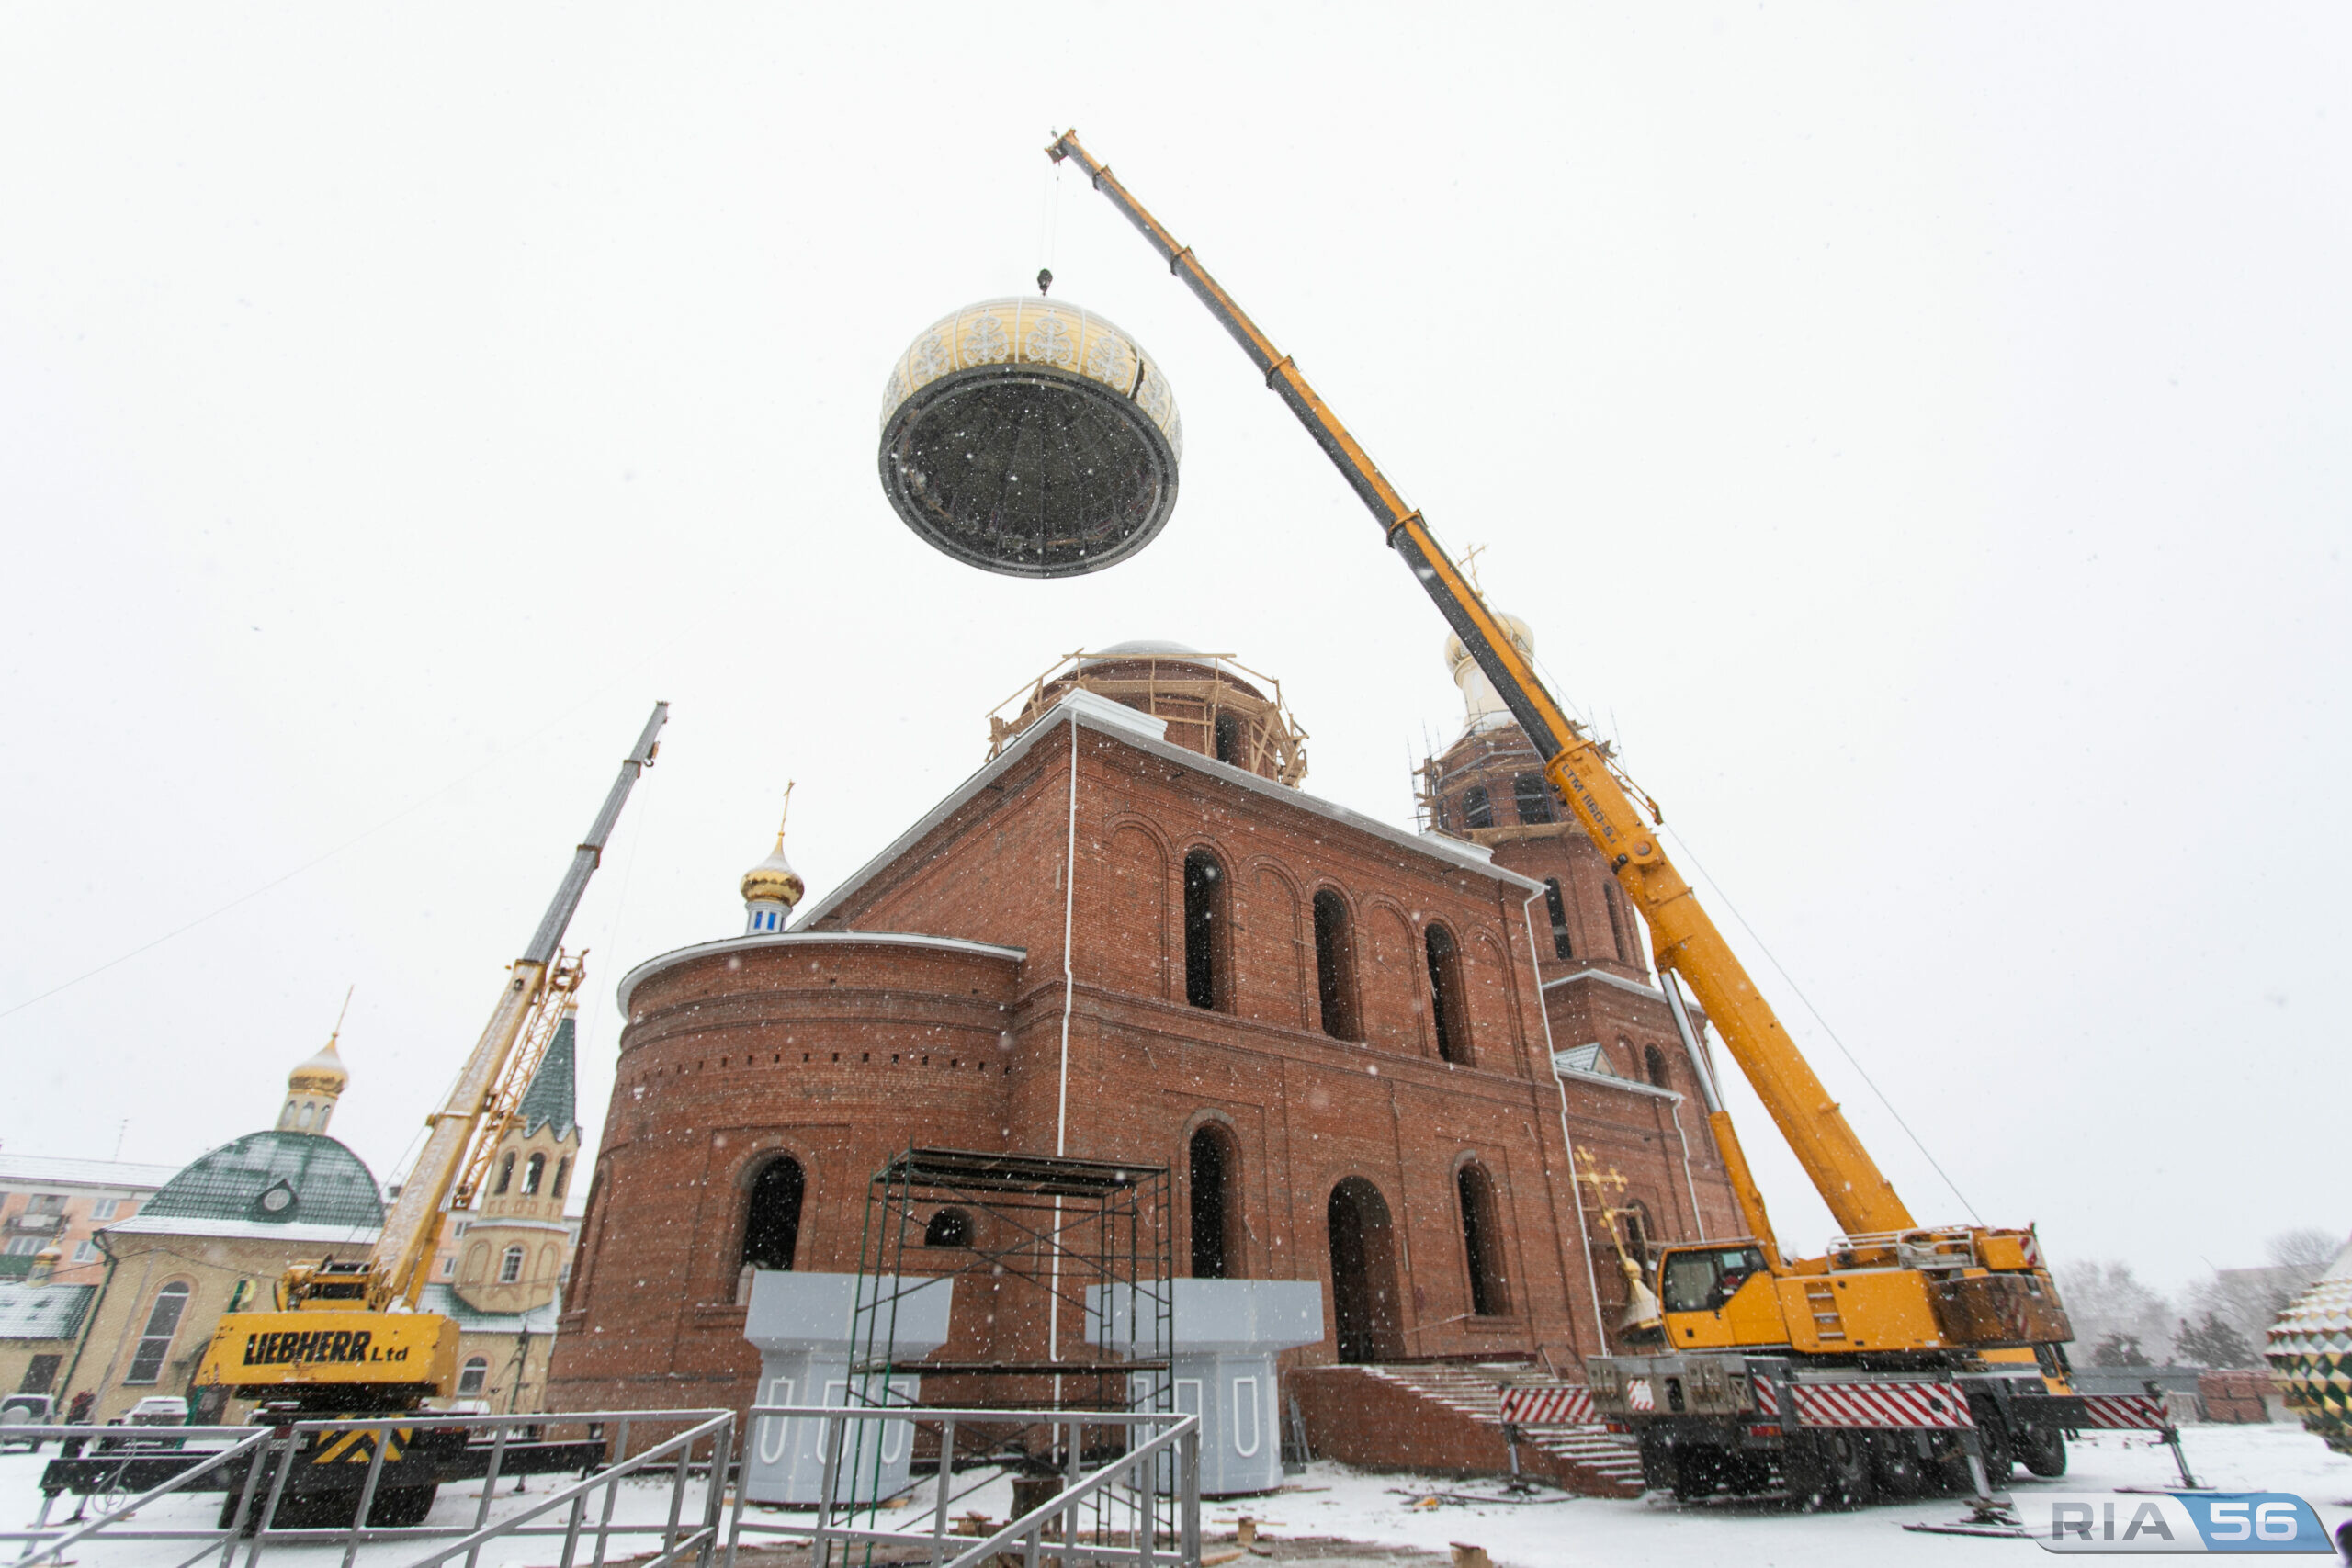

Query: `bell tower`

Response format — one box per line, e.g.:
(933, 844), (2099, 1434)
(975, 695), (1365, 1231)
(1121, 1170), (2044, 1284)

(1419, 615), (1653, 987)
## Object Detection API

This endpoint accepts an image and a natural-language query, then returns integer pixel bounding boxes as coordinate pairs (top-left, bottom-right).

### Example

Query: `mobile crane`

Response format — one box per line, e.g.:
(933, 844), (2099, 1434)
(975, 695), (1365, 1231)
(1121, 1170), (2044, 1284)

(1041, 131), (2131, 1504)
(101, 704), (668, 1525)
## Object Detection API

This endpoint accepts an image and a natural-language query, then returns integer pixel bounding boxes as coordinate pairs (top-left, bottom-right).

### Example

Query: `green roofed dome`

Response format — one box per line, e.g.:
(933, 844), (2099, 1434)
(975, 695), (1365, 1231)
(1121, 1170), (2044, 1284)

(141, 1130), (385, 1230)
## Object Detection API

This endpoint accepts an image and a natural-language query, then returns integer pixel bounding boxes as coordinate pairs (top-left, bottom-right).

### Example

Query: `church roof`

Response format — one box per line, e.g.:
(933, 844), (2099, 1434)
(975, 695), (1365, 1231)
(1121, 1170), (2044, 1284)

(515, 1018), (578, 1139)
(0, 1284), (96, 1340)
(134, 1130), (386, 1231)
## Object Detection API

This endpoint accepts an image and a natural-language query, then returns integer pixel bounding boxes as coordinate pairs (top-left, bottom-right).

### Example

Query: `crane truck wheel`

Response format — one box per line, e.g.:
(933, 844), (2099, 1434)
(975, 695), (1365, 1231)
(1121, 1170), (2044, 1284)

(1788, 1430), (1876, 1509)
(2018, 1423), (2068, 1478)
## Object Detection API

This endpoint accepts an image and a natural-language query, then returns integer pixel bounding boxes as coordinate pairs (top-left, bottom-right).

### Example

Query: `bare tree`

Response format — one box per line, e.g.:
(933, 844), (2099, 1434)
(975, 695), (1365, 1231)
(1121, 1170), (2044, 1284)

(2055, 1259), (2176, 1364)
(2267, 1228), (2344, 1276)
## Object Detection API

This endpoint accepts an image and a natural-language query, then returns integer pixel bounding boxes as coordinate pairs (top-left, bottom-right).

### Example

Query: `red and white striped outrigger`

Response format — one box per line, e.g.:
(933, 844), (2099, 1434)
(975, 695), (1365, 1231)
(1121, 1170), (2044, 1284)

(1498, 1385), (1598, 1427)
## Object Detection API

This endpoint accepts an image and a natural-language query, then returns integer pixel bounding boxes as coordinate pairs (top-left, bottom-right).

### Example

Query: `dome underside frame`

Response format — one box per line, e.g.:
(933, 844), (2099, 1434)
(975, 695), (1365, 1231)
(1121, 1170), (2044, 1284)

(878, 367), (1179, 579)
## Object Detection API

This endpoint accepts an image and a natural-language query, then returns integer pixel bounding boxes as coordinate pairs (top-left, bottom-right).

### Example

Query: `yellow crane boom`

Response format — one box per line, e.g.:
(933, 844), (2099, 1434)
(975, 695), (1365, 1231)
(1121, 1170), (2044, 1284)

(1044, 130), (1910, 1243)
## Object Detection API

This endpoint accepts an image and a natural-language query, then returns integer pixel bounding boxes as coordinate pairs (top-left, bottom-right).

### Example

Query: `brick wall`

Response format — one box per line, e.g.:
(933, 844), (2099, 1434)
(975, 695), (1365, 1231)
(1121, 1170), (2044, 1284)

(549, 707), (1741, 1416)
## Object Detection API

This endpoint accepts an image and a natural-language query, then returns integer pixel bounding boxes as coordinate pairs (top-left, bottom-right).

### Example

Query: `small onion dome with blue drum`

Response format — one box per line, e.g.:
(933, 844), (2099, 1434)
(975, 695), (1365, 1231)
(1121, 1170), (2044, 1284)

(878, 297), (1182, 578)
(741, 837), (804, 936)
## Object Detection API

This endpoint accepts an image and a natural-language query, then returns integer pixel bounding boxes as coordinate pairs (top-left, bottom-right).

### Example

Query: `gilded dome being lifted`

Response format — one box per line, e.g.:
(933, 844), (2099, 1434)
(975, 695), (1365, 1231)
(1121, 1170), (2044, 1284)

(877, 297), (1182, 579)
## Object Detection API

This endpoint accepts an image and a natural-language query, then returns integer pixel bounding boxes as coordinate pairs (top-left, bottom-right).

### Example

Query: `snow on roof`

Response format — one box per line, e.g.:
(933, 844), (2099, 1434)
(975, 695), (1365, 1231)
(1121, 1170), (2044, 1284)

(105, 1215), (382, 1247)
(415, 1282), (563, 1335)
(0, 1284), (97, 1340)
(0, 1154), (183, 1192)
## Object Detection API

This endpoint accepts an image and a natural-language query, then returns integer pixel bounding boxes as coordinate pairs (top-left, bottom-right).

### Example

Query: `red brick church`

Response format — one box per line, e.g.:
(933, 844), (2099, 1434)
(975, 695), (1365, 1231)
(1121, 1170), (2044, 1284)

(548, 630), (1741, 1420)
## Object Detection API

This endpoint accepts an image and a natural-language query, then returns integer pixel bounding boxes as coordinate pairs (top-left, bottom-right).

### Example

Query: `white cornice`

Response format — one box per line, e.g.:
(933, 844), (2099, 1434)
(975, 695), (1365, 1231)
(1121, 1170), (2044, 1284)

(788, 694), (1540, 944)
(1541, 966), (1668, 1004)
(617, 931), (1028, 1017)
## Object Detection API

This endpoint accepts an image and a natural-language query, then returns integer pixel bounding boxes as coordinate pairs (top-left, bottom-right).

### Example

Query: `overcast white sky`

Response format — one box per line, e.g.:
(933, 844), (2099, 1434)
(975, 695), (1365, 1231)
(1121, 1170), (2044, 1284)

(2, 6), (2344, 1293)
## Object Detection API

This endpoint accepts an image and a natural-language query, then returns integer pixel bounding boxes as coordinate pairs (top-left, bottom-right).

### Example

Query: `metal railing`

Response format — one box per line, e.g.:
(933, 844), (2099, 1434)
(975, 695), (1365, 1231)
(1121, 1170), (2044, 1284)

(728, 1404), (1200, 1568)
(1, 1405), (1206, 1568)
(1, 1409), (731, 1568)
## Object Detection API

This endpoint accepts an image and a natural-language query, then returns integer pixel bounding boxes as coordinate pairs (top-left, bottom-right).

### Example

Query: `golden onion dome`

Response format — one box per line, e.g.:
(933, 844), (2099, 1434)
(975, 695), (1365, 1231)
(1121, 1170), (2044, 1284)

(877, 296), (1182, 578)
(741, 840), (805, 909)
(287, 1036), (349, 1095)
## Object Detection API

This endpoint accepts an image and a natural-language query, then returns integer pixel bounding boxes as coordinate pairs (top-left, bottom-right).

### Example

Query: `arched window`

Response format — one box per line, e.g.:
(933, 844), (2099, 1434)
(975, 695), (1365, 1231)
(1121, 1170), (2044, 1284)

(1425, 922), (1469, 1065)
(458, 1356), (490, 1396)
(1513, 775), (1555, 825)
(493, 1152), (516, 1196)
(1623, 1199), (1655, 1263)
(924, 1208), (973, 1247)
(1461, 785), (1494, 830)
(551, 1156), (572, 1200)
(1189, 1124), (1243, 1280)
(741, 1156), (807, 1272)
(1645, 1044), (1672, 1089)
(124, 1282), (189, 1384)
(499, 1244), (526, 1283)
(1457, 1164), (1509, 1316)
(1604, 883), (1634, 964)
(1183, 849), (1227, 1011)
(1214, 712), (1244, 767)
(296, 1103), (314, 1131)
(523, 1154), (546, 1196)
(1311, 890), (1360, 1041)
(1544, 878), (1573, 961)
(1326, 1179), (1404, 1363)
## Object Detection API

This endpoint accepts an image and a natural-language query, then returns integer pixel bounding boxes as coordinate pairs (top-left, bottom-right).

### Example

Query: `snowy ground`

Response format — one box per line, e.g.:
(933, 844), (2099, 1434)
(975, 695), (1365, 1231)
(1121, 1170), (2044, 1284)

(4, 1426), (2346, 1568)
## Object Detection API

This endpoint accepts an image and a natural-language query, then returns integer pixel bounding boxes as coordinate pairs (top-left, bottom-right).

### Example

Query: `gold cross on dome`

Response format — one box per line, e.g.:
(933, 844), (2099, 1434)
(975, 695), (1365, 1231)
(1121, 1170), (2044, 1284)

(1459, 542), (1488, 594)
(1573, 1147), (1628, 1202)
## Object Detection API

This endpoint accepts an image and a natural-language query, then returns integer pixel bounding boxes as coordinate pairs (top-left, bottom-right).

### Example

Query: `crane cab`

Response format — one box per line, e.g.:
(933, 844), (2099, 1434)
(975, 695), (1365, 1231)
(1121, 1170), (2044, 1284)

(1656, 1243), (1789, 1352)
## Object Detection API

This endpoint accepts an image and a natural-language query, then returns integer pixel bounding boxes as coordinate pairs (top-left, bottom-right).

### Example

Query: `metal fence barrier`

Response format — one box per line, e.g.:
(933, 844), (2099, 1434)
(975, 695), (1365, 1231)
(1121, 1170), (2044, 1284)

(727, 1404), (1202, 1568)
(0, 1405), (1204, 1568)
(1, 1409), (731, 1568)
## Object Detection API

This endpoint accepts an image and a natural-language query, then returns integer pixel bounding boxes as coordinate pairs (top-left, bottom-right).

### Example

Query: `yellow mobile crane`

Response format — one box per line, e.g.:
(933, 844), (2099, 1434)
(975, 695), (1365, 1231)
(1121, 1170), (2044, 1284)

(175, 704), (667, 1523)
(1044, 132), (2120, 1504)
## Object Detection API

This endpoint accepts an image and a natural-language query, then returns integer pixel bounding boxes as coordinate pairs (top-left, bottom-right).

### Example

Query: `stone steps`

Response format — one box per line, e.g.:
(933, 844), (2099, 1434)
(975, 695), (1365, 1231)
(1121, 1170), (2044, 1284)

(1295, 1361), (1643, 1497)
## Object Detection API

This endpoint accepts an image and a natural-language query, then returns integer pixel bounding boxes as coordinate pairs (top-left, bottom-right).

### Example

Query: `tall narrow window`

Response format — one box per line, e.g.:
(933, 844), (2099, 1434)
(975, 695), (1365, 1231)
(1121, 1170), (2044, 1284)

(124, 1282), (189, 1384)
(1312, 890), (1360, 1041)
(1544, 878), (1573, 961)
(523, 1153), (546, 1195)
(741, 1156), (807, 1272)
(1645, 1044), (1672, 1089)
(1604, 883), (1633, 964)
(1513, 775), (1555, 825)
(1190, 1125), (1242, 1280)
(1457, 1164), (1508, 1316)
(458, 1357), (490, 1396)
(1214, 712), (1244, 767)
(551, 1156), (572, 1200)
(493, 1152), (516, 1196)
(1461, 785), (1494, 829)
(1183, 849), (1227, 1011)
(499, 1245), (526, 1283)
(1425, 923), (1469, 1065)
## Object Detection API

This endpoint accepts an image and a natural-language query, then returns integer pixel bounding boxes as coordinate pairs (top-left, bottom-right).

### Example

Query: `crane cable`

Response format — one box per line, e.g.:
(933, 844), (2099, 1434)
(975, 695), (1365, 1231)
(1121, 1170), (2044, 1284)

(1657, 822), (1984, 1227)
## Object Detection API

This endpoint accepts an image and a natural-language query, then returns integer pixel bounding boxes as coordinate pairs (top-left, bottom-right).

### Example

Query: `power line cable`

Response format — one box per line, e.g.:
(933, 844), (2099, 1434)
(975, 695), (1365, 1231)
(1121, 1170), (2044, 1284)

(0, 639), (687, 1025)
(1659, 822), (1984, 1226)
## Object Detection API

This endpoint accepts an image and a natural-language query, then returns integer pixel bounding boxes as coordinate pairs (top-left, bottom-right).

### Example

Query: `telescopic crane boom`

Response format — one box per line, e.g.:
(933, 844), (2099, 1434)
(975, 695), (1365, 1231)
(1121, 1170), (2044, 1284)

(1044, 130), (1898, 1244)
(199, 703), (667, 1408)
(1046, 132), (2088, 1501)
